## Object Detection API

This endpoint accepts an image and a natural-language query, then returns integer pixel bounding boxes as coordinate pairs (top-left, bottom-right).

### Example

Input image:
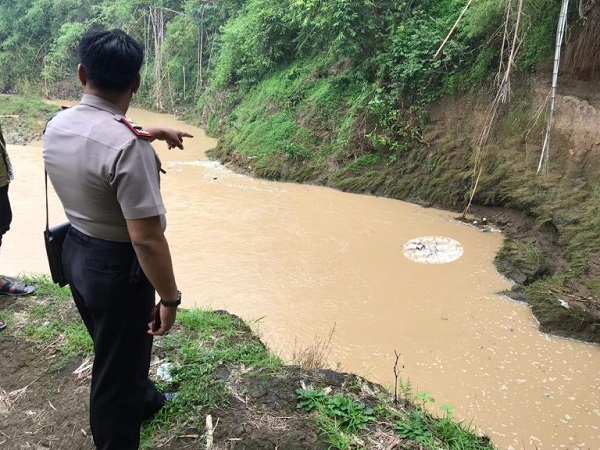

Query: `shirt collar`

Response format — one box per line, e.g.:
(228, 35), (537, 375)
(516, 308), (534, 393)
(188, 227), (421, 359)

(79, 94), (124, 116)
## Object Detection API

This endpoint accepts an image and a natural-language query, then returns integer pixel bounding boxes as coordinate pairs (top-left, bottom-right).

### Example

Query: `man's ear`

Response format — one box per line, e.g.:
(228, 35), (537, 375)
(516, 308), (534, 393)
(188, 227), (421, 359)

(132, 73), (141, 94)
(77, 64), (88, 86)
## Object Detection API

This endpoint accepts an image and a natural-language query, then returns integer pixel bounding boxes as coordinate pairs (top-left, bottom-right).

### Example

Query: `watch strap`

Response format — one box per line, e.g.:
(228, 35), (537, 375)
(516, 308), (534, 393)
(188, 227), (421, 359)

(160, 290), (181, 307)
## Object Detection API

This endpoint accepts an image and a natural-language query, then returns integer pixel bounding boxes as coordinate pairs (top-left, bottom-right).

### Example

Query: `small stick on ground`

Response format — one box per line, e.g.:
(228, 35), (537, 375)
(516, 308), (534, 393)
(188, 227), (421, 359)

(393, 351), (403, 404)
(206, 414), (213, 450)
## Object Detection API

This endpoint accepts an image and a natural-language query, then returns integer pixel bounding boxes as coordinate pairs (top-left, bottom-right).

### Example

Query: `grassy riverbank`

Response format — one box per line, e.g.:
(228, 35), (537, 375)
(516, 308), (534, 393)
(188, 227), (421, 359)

(203, 73), (600, 345)
(0, 275), (494, 449)
(0, 95), (58, 144)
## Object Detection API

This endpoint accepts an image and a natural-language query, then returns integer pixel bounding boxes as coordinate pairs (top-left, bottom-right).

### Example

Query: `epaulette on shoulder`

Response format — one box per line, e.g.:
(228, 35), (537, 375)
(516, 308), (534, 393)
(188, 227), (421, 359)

(118, 116), (152, 139)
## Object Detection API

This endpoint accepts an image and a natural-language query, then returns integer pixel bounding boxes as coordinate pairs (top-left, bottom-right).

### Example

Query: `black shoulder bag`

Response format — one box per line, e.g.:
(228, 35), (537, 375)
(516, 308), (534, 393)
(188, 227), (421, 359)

(44, 172), (71, 287)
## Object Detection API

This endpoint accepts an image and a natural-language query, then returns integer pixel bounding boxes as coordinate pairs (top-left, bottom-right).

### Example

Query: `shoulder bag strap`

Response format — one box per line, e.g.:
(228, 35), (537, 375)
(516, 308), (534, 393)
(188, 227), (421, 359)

(45, 171), (50, 233)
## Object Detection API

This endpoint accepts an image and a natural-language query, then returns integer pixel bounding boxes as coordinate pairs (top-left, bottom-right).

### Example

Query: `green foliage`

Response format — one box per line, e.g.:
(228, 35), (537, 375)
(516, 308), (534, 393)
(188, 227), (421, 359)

(213, 60), (370, 171)
(375, 7), (467, 101)
(212, 0), (297, 88)
(516, 0), (563, 70)
(415, 390), (436, 407)
(296, 389), (374, 440)
(323, 393), (375, 433)
(0, 0), (101, 93)
(525, 275), (600, 344)
(349, 154), (380, 170)
(396, 410), (435, 445)
(162, 14), (200, 104)
(42, 22), (86, 83)
(0, 0), (568, 118)
(396, 398), (494, 450)
(460, 0), (506, 40)
(0, 96), (60, 145)
(22, 315), (92, 359)
(289, 0), (378, 58)
(296, 387), (328, 411)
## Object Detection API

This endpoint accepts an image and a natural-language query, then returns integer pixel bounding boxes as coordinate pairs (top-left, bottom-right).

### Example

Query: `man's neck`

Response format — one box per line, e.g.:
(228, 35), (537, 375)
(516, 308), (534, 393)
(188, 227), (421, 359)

(83, 85), (133, 115)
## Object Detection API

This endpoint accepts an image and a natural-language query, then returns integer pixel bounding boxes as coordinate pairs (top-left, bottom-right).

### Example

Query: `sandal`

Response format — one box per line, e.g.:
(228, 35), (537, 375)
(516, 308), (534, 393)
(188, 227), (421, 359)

(0, 279), (36, 296)
(0, 319), (6, 331)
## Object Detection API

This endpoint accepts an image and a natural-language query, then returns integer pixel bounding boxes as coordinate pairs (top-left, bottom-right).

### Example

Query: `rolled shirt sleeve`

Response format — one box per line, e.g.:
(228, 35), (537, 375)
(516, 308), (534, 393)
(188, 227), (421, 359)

(110, 139), (166, 220)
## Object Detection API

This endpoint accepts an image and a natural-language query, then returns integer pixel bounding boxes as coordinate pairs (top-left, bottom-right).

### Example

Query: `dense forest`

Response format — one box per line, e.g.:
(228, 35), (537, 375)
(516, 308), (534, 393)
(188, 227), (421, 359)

(0, 0), (575, 111)
(1, 0), (600, 341)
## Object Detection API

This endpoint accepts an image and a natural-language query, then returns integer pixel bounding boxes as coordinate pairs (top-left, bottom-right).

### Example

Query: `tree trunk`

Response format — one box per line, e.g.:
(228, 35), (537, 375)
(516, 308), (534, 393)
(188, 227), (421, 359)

(197, 4), (206, 92)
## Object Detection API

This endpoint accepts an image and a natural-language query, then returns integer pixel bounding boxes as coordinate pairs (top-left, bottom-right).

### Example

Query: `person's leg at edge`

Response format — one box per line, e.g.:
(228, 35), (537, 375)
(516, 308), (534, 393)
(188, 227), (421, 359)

(0, 183), (10, 329)
(63, 230), (163, 450)
(0, 184), (12, 242)
(0, 183), (35, 296)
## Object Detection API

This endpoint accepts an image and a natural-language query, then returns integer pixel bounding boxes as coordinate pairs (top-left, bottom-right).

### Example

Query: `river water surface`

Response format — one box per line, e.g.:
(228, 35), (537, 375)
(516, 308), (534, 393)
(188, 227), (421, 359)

(1, 106), (599, 449)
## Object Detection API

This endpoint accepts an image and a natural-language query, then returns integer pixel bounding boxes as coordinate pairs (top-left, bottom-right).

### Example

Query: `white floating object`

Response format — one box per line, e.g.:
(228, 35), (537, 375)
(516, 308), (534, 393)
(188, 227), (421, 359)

(403, 236), (464, 264)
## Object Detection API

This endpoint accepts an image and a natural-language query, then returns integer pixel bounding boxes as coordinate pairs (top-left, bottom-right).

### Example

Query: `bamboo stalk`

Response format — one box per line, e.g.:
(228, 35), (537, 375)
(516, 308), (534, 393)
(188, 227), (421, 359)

(537, 0), (570, 174)
(434, 0), (475, 59)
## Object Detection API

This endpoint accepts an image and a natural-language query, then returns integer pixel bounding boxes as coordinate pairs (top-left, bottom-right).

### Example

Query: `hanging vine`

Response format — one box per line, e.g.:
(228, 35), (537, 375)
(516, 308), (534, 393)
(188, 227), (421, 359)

(148, 4), (166, 109)
(463, 0), (525, 217)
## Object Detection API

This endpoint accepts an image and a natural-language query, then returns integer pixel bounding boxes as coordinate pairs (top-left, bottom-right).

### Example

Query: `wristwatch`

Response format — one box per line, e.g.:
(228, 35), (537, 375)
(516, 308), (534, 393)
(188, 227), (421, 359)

(160, 290), (181, 307)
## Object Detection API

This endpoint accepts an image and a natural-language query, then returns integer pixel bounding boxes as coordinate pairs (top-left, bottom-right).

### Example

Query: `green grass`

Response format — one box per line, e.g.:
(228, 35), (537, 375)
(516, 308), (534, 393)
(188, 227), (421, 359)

(525, 275), (600, 343)
(14, 275), (93, 360)
(297, 388), (374, 449)
(20, 273), (72, 298)
(213, 58), (370, 174)
(0, 95), (58, 117)
(296, 383), (493, 450)
(0, 95), (59, 144)
(4, 280), (282, 448)
(140, 309), (282, 448)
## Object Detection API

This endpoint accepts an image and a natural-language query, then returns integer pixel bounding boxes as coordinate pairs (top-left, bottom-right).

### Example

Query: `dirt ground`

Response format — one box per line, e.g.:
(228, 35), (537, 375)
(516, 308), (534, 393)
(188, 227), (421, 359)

(0, 293), (413, 450)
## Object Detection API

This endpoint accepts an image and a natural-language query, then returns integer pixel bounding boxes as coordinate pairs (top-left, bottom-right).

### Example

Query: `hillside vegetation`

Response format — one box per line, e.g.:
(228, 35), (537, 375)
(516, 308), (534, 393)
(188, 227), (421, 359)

(1, 0), (599, 341)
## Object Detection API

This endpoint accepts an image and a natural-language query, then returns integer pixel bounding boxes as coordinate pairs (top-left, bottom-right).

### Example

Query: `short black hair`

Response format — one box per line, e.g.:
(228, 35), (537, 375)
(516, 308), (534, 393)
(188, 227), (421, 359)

(79, 28), (144, 93)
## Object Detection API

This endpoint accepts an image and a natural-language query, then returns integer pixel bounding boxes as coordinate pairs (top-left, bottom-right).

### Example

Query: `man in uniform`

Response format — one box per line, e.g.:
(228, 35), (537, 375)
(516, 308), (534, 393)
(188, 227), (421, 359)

(43, 28), (191, 449)
(1, 123), (36, 331)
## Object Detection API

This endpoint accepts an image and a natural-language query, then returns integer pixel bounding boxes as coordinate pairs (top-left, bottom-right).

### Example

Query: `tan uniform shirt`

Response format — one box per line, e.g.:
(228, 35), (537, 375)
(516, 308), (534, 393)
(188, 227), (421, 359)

(43, 94), (166, 242)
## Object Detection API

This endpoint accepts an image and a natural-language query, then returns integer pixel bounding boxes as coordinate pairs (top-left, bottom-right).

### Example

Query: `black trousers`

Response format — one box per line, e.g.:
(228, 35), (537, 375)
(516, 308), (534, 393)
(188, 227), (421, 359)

(0, 183), (12, 245)
(63, 227), (164, 450)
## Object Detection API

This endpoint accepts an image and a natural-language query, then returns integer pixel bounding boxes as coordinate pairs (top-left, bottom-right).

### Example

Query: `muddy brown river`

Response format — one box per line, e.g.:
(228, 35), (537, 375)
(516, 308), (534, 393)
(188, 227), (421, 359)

(1, 105), (599, 449)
